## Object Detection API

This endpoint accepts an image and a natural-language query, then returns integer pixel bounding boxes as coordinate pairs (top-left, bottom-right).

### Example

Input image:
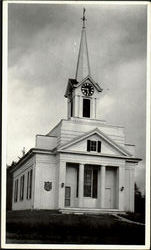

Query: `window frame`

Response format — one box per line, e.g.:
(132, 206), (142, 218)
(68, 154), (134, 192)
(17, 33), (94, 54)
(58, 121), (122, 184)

(20, 175), (25, 201)
(90, 140), (97, 151)
(87, 140), (102, 153)
(26, 169), (33, 200)
(14, 179), (18, 203)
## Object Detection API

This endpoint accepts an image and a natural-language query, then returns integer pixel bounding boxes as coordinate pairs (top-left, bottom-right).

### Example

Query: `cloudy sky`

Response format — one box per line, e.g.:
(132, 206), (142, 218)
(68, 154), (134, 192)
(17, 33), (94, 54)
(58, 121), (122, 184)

(7, 2), (147, 193)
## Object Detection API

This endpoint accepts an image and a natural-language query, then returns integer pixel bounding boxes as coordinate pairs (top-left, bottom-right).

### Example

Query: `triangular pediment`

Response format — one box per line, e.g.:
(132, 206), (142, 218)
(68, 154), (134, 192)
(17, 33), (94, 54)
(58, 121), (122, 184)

(64, 75), (102, 98)
(76, 75), (102, 92)
(59, 128), (132, 157)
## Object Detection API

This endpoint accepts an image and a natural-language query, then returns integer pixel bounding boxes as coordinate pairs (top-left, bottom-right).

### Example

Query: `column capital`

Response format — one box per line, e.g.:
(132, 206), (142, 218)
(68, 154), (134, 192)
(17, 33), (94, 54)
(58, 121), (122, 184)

(79, 163), (85, 166)
(60, 160), (66, 164)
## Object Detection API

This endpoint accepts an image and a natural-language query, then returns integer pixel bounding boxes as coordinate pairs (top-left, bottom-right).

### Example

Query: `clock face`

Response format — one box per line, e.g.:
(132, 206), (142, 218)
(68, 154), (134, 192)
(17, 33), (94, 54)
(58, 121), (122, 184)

(81, 82), (94, 96)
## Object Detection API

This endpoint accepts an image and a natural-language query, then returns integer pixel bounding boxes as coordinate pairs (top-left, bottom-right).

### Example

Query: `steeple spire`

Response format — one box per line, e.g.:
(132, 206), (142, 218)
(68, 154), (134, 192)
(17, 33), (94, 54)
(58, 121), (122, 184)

(82, 7), (86, 28)
(75, 8), (91, 82)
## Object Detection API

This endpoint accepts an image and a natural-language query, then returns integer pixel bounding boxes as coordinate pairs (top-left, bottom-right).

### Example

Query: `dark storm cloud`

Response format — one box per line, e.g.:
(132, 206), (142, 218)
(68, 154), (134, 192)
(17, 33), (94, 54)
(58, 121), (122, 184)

(8, 4), (147, 68)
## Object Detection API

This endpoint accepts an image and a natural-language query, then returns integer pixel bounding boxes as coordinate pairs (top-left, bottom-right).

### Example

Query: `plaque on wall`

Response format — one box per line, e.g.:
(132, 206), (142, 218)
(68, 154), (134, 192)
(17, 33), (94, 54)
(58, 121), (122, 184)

(44, 181), (52, 191)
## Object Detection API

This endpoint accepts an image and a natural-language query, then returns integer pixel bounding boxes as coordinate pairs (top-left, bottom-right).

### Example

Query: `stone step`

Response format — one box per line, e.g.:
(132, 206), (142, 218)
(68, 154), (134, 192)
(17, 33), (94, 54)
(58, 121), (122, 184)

(59, 208), (125, 215)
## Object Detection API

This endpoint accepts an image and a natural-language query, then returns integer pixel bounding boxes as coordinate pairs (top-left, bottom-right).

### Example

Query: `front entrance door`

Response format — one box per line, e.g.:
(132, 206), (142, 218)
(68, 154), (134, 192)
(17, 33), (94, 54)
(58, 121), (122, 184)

(105, 167), (117, 208)
(105, 188), (111, 208)
(65, 186), (71, 207)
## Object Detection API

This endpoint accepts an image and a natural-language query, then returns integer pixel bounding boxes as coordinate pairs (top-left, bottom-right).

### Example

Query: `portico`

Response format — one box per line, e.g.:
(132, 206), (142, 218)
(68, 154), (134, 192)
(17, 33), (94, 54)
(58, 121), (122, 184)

(57, 153), (125, 211)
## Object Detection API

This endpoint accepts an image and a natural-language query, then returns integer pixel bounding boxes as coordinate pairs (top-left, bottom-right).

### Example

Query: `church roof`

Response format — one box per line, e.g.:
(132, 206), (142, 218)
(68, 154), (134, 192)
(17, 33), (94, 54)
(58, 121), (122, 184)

(64, 78), (78, 98)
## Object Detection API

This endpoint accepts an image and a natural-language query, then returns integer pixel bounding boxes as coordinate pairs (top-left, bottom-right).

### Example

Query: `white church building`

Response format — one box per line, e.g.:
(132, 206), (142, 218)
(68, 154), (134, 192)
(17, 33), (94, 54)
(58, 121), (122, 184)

(10, 10), (141, 213)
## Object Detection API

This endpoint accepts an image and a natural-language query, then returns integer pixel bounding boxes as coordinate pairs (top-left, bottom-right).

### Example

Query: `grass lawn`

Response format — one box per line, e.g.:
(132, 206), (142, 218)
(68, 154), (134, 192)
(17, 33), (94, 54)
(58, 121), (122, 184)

(6, 210), (145, 245)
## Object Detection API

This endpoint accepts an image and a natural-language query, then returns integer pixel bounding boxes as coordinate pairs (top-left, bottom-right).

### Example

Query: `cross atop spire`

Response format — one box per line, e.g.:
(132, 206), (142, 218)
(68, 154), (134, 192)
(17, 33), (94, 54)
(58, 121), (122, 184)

(81, 8), (87, 28)
(75, 8), (91, 82)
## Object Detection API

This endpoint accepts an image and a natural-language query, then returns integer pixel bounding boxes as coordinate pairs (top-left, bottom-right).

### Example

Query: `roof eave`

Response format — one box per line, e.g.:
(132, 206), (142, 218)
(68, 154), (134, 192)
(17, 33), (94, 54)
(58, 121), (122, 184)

(9, 148), (55, 173)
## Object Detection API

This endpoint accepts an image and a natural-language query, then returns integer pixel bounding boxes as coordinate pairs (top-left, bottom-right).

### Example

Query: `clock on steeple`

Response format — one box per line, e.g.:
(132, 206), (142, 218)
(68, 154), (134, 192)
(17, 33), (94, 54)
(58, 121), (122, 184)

(65, 9), (103, 120)
(81, 82), (94, 96)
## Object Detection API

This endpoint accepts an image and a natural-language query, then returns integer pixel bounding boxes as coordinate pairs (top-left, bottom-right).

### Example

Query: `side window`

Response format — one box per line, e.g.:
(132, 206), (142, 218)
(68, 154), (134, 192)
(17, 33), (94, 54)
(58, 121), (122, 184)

(29, 169), (33, 199)
(27, 169), (33, 200)
(87, 140), (102, 152)
(20, 175), (25, 201)
(14, 179), (18, 203)
(26, 171), (29, 199)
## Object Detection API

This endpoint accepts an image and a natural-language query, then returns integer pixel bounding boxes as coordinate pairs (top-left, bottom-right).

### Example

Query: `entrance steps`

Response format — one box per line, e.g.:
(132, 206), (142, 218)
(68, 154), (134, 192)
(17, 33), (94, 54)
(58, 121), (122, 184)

(59, 207), (125, 215)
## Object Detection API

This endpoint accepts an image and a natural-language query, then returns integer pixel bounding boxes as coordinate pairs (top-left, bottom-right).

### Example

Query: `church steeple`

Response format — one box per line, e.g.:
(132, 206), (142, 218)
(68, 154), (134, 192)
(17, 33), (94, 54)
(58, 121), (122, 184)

(75, 8), (91, 83)
(65, 9), (103, 120)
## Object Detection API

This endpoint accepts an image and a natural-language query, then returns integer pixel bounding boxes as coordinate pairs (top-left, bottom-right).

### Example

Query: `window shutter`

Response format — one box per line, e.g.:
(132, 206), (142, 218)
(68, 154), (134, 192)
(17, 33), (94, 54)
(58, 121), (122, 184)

(22, 175), (24, 200)
(29, 169), (33, 199)
(27, 172), (29, 199)
(87, 140), (91, 151)
(98, 141), (101, 152)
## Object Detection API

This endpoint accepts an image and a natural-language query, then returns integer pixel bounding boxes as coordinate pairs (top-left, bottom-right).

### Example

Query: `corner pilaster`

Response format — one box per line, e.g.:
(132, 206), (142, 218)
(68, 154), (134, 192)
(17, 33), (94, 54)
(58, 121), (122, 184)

(58, 161), (66, 209)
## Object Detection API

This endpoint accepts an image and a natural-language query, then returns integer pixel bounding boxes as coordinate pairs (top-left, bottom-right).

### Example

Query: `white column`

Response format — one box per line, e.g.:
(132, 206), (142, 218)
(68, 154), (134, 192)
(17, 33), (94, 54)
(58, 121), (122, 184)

(77, 95), (80, 117)
(58, 161), (66, 209)
(79, 96), (83, 118)
(78, 163), (84, 207)
(67, 99), (70, 119)
(73, 95), (75, 117)
(91, 98), (94, 119)
(100, 165), (106, 208)
(130, 167), (135, 212)
(91, 98), (96, 119)
(74, 95), (78, 117)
